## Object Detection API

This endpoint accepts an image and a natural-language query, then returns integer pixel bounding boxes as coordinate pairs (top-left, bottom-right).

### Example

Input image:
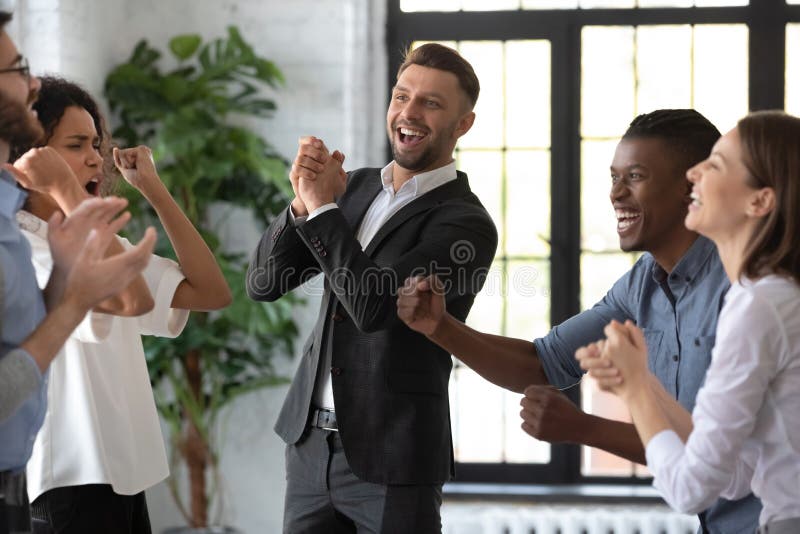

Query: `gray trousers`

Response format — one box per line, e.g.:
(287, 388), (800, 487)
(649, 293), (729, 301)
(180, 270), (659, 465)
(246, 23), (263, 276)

(756, 517), (800, 534)
(283, 427), (442, 534)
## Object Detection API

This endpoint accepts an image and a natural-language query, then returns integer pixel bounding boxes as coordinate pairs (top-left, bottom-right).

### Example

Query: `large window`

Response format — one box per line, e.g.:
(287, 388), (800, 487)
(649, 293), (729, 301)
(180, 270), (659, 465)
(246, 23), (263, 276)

(388, 0), (799, 485)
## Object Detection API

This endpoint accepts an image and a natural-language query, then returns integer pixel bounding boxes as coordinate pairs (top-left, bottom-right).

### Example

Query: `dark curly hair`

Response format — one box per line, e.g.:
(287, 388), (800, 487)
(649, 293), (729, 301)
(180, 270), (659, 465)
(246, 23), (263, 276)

(12, 75), (119, 193)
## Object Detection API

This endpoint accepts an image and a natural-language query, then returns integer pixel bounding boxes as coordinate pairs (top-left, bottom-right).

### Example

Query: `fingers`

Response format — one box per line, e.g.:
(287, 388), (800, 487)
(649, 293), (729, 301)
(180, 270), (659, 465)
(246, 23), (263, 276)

(331, 150), (346, 164)
(626, 321), (647, 350)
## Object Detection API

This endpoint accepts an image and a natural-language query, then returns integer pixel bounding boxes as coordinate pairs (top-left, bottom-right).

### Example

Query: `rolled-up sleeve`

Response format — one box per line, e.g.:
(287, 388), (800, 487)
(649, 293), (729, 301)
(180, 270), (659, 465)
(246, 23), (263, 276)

(534, 275), (632, 389)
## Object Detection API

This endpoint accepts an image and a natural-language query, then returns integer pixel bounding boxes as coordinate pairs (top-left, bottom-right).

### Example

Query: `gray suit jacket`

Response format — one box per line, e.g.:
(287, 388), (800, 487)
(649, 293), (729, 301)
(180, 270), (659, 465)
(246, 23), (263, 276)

(246, 167), (497, 485)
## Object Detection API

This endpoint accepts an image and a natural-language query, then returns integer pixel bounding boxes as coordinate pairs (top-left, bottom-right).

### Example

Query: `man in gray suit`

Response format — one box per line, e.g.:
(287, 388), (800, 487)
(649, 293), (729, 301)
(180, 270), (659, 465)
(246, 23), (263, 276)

(246, 44), (497, 533)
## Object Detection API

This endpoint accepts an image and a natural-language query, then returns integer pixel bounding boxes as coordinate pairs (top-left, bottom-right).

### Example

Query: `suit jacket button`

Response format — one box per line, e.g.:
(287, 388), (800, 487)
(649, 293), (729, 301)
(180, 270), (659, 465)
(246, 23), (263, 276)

(331, 367), (343, 376)
(320, 250), (327, 257)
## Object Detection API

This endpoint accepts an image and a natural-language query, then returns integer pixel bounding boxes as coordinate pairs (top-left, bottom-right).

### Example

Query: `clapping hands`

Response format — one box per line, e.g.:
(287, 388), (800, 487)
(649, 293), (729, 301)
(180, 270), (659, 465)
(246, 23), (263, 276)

(575, 319), (650, 400)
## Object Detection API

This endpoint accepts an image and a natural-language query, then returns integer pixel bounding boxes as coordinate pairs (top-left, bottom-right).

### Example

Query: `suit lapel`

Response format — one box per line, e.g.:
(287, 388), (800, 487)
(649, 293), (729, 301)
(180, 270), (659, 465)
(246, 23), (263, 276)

(339, 170), (383, 232)
(363, 173), (470, 257)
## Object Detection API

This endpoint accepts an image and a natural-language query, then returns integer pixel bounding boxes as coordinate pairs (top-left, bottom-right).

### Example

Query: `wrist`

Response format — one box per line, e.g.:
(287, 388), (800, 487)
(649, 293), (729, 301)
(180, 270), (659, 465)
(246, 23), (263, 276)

(51, 291), (89, 328)
(304, 197), (334, 214)
(428, 312), (454, 344)
(51, 180), (89, 215)
(291, 197), (308, 217)
(138, 176), (168, 201)
(621, 376), (651, 405)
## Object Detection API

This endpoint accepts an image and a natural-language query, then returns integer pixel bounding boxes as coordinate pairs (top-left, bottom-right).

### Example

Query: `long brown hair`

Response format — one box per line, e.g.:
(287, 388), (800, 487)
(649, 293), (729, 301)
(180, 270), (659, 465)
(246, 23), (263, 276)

(738, 110), (800, 284)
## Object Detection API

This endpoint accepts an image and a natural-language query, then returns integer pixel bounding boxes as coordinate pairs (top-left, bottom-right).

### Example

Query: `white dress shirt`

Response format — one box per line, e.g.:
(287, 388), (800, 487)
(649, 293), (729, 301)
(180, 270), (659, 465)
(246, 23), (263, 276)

(19, 211), (189, 500)
(293, 160), (458, 410)
(645, 274), (800, 526)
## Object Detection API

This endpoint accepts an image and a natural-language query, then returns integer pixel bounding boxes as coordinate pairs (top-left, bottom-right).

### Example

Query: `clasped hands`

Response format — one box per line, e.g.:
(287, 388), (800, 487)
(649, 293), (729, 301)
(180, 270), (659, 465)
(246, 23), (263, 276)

(289, 136), (348, 217)
(575, 319), (652, 401)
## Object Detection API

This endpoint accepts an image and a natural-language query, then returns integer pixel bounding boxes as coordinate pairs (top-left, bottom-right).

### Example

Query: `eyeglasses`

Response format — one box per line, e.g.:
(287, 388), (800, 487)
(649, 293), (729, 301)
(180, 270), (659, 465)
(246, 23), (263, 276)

(0, 56), (31, 85)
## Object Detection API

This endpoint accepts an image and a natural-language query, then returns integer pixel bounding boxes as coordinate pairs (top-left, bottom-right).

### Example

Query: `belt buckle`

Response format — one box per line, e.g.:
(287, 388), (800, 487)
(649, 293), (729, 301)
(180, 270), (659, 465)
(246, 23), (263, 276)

(317, 409), (338, 432)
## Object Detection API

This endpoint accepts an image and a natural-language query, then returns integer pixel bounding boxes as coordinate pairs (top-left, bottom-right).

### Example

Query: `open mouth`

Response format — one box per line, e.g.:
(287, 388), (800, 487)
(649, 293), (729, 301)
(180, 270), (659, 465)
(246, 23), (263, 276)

(85, 176), (103, 196)
(615, 208), (641, 232)
(689, 192), (702, 209)
(397, 126), (427, 147)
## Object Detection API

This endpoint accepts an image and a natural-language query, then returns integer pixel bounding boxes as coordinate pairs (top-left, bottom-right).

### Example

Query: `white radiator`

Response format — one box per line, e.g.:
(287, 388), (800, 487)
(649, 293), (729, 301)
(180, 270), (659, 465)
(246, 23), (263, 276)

(441, 503), (700, 534)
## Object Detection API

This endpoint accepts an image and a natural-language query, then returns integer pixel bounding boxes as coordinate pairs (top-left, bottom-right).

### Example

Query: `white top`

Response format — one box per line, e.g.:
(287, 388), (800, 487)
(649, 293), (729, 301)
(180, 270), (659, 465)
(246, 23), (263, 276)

(299, 161), (458, 410)
(646, 274), (800, 526)
(18, 211), (189, 500)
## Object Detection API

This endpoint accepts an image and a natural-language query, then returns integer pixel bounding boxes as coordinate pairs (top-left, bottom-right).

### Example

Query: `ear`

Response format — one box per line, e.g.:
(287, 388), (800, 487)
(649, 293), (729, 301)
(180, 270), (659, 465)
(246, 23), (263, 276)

(454, 111), (476, 139)
(746, 187), (776, 218)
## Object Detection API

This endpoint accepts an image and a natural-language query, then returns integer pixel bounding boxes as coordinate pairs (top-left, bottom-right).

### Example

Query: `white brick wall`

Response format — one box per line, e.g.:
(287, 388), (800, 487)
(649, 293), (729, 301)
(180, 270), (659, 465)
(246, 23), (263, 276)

(11, 1), (387, 532)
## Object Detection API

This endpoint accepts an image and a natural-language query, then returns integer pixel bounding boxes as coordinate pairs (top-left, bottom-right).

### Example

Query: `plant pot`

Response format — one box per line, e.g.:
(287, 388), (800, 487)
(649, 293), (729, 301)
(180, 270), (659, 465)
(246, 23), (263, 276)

(162, 527), (242, 534)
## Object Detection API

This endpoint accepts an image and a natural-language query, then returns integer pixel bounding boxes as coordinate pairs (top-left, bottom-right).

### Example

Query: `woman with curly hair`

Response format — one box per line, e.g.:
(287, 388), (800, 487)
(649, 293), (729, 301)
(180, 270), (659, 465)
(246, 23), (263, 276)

(11, 76), (232, 534)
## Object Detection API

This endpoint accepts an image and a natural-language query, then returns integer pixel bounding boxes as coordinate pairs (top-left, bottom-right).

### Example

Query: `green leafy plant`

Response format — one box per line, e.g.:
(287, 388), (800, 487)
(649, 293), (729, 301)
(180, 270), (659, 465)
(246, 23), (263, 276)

(104, 27), (298, 528)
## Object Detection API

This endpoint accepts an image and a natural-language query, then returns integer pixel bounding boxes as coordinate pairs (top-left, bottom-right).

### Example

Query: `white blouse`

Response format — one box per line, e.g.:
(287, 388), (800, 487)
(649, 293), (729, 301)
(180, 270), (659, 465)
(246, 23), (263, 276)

(646, 274), (800, 526)
(19, 211), (189, 500)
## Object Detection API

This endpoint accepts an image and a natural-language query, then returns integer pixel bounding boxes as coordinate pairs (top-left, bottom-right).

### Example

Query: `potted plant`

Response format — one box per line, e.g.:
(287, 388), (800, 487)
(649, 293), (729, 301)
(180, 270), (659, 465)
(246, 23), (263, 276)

(104, 27), (299, 531)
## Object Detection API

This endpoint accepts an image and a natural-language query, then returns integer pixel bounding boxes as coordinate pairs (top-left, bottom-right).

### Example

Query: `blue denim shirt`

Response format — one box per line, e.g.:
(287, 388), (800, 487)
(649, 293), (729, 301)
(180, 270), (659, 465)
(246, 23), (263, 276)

(0, 170), (47, 472)
(534, 236), (762, 534)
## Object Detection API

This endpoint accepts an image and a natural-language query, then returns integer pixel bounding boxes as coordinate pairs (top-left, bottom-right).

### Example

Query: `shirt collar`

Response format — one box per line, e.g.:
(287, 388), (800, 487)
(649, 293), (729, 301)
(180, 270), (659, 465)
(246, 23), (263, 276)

(379, 160), (458, 198)
(651, 235), (717, 285)
(0, 169), (28, 220)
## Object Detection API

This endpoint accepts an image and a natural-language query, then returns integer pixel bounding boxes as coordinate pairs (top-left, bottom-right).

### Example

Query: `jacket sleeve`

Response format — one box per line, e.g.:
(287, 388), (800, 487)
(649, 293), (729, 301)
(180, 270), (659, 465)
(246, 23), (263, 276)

(294, 204), (498, 332)
(246, 205), (322, 302)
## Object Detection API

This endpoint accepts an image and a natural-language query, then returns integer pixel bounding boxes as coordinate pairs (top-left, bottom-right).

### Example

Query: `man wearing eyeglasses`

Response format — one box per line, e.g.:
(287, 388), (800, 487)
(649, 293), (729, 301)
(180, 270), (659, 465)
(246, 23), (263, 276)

(0, 11), (157, 534)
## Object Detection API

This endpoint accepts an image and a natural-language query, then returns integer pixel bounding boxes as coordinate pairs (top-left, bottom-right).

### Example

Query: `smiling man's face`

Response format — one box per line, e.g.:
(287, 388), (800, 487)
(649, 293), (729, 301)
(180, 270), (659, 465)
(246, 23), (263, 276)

(609, 136), (692, 253)
(386, 64), (474, 175)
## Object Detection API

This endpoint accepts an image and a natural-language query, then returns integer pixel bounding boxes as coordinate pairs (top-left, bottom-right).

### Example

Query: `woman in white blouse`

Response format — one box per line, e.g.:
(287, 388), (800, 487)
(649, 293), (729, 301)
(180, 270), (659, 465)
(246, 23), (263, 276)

(576, 110), (800, 533)
(9, 76), (232, 533)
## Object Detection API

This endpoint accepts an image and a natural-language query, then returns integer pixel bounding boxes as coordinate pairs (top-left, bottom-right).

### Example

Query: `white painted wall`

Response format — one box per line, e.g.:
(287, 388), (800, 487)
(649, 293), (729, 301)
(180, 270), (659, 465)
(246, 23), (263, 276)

(11, 1), (387, 532)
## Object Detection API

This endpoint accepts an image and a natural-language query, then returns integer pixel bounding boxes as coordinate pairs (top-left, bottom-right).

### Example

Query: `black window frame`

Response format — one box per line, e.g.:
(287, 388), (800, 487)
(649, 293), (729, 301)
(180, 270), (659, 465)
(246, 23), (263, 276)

(386, 0), (800, 486)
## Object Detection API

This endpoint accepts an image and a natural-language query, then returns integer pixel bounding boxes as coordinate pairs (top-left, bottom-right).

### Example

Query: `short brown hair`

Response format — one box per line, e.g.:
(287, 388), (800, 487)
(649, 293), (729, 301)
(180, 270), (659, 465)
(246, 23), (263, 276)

(397, 43), (479, 109)
(739, 110), (800, 284)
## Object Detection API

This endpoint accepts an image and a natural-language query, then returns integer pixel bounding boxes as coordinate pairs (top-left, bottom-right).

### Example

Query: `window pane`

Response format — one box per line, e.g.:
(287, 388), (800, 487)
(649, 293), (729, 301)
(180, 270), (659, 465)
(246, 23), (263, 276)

(581, 140), (618, 253)
(581, 375), (637, 476)
(505, 259), (550, 463)
(693, 0), (747, 5)
(788, 24), (800, 115)
(462, 0), (520, 9)
(522, 0), (578, 7)
(458, 150), (503, 238)
(506, 150), (550, 257)
(581, 0), (635, 7)
(580, 253), (638, 310)
(401, 0), (460, 12)
(637, 25), (693, 112)
(451, 366), (505, 462)
(581, 27), (635, 138)
(693, 25), (749, 133)
(459, 41), (505, 149)
(506, 40), (551, 149)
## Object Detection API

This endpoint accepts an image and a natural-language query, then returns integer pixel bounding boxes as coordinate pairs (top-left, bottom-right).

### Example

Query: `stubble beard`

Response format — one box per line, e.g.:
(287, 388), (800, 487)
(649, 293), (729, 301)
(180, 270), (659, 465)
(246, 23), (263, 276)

(0, 96), (43, 151)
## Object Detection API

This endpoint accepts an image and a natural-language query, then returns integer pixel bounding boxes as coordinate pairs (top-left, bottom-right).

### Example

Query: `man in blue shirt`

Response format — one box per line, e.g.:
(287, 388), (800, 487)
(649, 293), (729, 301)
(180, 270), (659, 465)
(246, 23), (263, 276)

(397, 109), (761, 533)
(0, 11), (156, 532)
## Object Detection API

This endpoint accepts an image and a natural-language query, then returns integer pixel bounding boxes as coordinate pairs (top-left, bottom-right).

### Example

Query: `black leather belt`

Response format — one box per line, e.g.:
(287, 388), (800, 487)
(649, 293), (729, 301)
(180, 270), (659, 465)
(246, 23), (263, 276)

(310, 408), (338, 431)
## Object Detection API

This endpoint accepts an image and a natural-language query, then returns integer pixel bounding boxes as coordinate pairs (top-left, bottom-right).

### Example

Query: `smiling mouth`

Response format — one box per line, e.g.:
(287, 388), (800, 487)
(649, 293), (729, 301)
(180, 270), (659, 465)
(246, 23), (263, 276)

(615, 209), (641, 232)
(690, 192), (703, 208)
(397, 126), (427, 147)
